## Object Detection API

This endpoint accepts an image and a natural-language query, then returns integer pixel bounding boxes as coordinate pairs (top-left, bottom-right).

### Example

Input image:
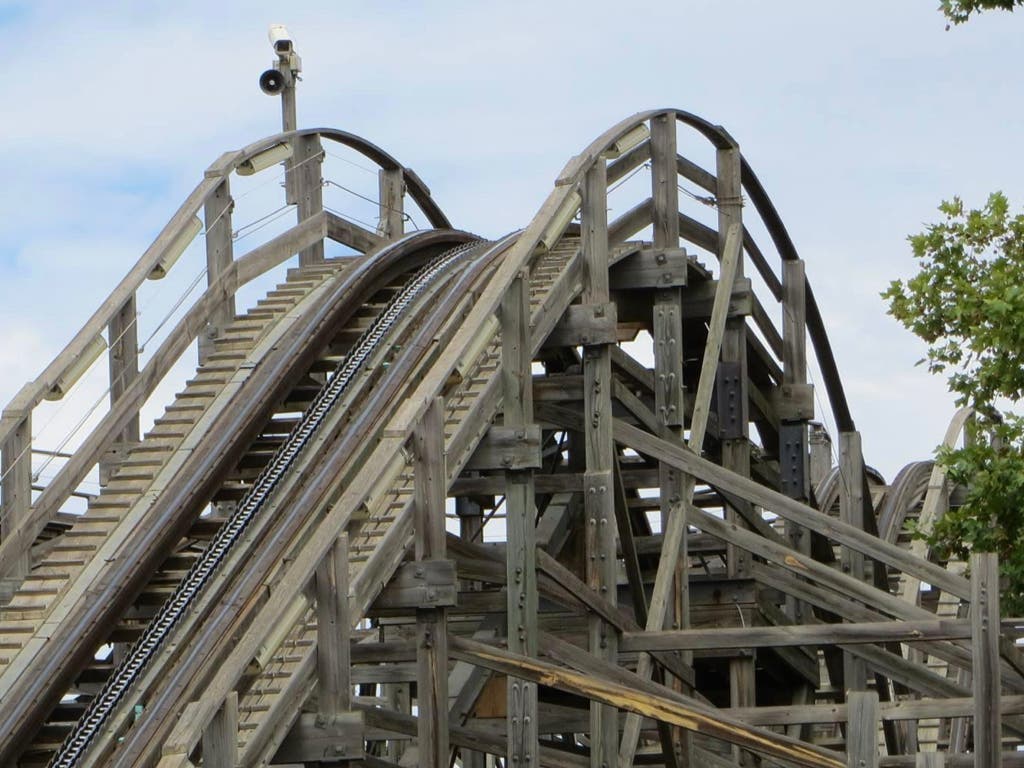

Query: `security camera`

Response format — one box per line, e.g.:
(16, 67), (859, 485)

(259, 68), (285, 95)
(268, 24), (292, 55)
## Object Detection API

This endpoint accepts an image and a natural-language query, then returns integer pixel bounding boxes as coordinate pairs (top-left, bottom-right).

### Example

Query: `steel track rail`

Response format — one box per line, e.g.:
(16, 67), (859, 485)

(0, 229), (476, 766)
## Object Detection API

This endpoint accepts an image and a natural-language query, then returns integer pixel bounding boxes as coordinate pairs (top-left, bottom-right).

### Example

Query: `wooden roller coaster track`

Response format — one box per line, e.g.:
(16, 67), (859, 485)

(0, 89), (1018, 768)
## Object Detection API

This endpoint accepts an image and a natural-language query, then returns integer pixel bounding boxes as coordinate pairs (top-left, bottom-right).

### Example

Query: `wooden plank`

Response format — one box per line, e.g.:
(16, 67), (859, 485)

(413, 397), (449, 768)
(972, 552), (1001, 768)
(501, 271), (539, 766)
(726, 694), (1024, 726)
(233, 212), (329, 285)
(846, 691), (879, 768)
(273, 711), (364, 763)
(372, 559), (457, 609)
(840, 431), (867, 693)
(378, 167), (405, 240)
(543, 302), (618, 348)
(200, 177), (235, 362)
(582, 158), (625, 768)
(325, 210), (386, 253)
(294, 133), (325, 265)
(609, 247), (690, 289)
(201, 692), (238, 768)
(621, 618), (973, 652)
(316, 533), (352, 715)
(449, 636), (844, 768)
(105, 293), (140, 458)
(0, 412), (31, 594)
(464, 425), (542, 471)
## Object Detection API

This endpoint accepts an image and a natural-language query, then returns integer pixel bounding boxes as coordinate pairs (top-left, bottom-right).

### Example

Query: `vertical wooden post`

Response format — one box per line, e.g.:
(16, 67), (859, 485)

(717, 146), (756, 761)
(200, 176), (235, 363)
(101, 294), (140, 486)
(0, 411), (31, 597)
(202, 691), (238, 768)
(971, 551), (1001, 768)
(782, 259), (810, 623)
(809, 422), (832, 490)
(317, 533), (352, 716)
(651, 112), (689, 768)
(581, 159), (619, 768)
(378, 168), (406, 241)
(846, 690), (879, 768)
(294, 133), (325, 266)
(839, 430), (867, 693)
(502, 272), (539, 768)
(414, 397), (449, 768)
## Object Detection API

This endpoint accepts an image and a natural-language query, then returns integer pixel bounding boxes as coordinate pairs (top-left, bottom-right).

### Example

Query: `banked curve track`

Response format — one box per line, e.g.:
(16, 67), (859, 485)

(0, 111), (1012, 767)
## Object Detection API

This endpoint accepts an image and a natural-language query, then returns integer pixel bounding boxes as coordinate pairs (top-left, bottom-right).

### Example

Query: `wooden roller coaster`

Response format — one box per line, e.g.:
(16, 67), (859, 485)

(0, 37), (1017, 768)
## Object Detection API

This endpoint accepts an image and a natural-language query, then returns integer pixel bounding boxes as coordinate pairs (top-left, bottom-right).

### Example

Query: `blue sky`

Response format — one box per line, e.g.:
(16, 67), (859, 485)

(1, 1), (1022, 481)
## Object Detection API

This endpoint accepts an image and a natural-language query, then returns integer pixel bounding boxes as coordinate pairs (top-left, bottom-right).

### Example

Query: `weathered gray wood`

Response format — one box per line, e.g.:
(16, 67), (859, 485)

(273, 711), (364, 763)
(972, 552), (1001, 768)
(581, 155), (619, 768)
(501, 271), (539, 767)
(543, 302), (618, 348)
(0, 411), (30, 597)
(201, 692), (237, 768)
(378, 167), (405, 240)
(620, 618), (973, 652)
(233, 211), (328, 285)
(413, 397), (449, 767)
(916, 753), (945, 768)
(200, 177), (235, 362)
(464, 425), (543, 471)
(104, 293), (140, 482)
(371, 559), (457, 609)
(846, 691), (879, 768)
(449, 636), (844, 768)
(317, 533), (352, 715)
(840, 431), (867, 693)
(294, 133), (325, 265)
(609, 247), (690, 290)
(325, 211), (386, 253)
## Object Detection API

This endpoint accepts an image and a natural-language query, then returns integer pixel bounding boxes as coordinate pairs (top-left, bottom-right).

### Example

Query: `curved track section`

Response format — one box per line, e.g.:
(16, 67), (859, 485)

(0, 113), (1016, 768)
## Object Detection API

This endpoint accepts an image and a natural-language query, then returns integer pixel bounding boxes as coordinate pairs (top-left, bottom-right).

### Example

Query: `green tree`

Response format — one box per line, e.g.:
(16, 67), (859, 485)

(883, 193), (1024, 613)
(941, 0), (1023, 24)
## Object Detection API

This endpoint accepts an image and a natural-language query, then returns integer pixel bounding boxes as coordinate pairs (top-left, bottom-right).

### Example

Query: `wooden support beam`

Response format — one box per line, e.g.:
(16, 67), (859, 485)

(414, 397), (449, 767)
(201, 692), (238, 768)
(326, 210), (386, 253)
(102, 292), (139, 485)
(581, 153), (619, 768)
(846, 691), (879, 768)
(501, 271), (540, 767)
(0, 410), (31, 598)
(294, 133), (325, 265)
(619, 221), (743, 768)
(972, 551), (1001, 768)
(274, 711), (365, 763)
(378, 167), (405, 240)
(200, 176), (235, 362)
(840, 430), (867, 693)
(448, 636), (844, 768)
(620, 618), (973, 652)
(317, 533), (352, 716)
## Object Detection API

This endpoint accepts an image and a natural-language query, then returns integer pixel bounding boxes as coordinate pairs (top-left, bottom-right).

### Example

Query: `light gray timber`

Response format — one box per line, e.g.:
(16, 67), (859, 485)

(317, 533), (352, 715)
(200, 177), (235, 362)
(840, 430), (868, 693)
(501, 271), (539, 767)
(413, 397), (450, 768)
(847, 691), (880, 768)
(378, 167), (406, 240)
(972, 552), (1001, 768)
(294, 133), (325, 265)
(201, 691), (238, 768)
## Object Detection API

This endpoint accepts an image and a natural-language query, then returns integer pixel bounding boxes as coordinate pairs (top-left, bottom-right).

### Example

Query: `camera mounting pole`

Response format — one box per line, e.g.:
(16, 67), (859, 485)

(258, 25), (304, 204)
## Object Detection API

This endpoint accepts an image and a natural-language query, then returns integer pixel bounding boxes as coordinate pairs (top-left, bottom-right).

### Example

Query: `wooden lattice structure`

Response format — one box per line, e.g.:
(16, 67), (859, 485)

(0, 43), (1017, 768)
